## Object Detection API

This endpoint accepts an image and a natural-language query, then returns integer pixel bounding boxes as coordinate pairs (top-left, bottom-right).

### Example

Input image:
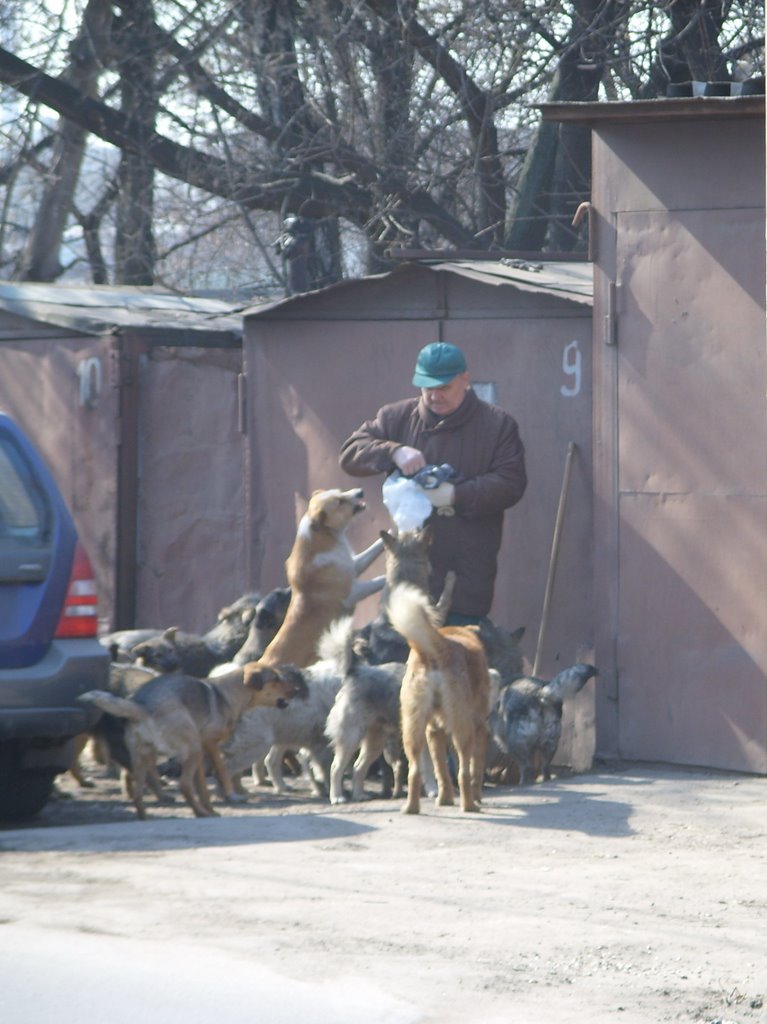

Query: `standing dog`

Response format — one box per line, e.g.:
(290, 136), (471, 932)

(325, 617), (407, 805)
(354, 527), (438, 665)
(260, 488), (383, 668)
(327, 529), (455, 804)
(79, 663), (302, 819)
(388, 583), (492, 815)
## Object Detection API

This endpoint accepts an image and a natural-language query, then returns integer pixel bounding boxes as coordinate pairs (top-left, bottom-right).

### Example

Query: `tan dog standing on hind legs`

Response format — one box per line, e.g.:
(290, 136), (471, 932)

(260, 487), (384, 669)
(388, 582), (492, 814)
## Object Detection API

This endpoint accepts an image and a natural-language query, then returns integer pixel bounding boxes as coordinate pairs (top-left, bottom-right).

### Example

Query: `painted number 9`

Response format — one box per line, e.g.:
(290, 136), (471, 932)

(560, 340), (581, 398)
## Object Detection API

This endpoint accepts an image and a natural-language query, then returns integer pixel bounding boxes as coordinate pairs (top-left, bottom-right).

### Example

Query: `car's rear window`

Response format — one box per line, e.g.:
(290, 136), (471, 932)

(0, 439), (49, 546)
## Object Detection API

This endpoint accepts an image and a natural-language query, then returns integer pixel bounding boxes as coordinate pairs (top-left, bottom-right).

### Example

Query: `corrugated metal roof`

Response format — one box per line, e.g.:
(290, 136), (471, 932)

(427, 259), (593, 304)
(244, 259), (593, 318)
(0, 281), (243, 341)
(541, 94), (764, 125)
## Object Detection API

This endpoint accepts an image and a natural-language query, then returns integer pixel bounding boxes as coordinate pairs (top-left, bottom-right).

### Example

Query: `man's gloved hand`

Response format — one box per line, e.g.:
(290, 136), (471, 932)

(427, 481), (455, 509)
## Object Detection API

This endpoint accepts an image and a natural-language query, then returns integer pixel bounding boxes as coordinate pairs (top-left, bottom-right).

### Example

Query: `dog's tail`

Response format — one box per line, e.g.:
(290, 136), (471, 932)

(78, 690), (149, 722)
(316, 616), (355, 674)
(387, 583), (445, 662)
(539, 663), (598, 704)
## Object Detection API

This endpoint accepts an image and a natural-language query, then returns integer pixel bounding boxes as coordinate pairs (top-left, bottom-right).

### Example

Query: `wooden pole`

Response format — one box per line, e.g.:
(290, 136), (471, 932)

(532, 441), (577, 677)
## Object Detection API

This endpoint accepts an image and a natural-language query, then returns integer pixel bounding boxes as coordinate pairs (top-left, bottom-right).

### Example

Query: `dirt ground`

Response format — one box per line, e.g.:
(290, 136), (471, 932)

(0, 756), (765, 1024)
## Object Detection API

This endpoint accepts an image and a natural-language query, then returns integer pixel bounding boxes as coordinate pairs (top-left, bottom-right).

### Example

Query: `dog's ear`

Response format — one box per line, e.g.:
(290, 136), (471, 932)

(351, 633), (370, 660)
(242, 661), (269, 689)
(274, 664), (308, 698)
(278, 663), (307, 689)
(380, 529), (398, 551)
(418, 524), (433, 545)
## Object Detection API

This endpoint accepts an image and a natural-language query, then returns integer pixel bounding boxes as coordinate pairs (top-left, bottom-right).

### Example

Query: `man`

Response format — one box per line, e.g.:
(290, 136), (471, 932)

(339, 342), (527, 624)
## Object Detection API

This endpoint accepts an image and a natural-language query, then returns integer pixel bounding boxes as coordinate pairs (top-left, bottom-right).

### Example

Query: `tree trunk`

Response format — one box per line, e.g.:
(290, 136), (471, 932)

(17, 0), (112, 281)
(114, 0), (157, 285)
(669, 0), (730, 82)
(507, 0), (616, 253)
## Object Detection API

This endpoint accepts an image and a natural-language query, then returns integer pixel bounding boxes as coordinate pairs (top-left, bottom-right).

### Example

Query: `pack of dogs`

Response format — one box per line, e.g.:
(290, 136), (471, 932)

(77, 486), (597, 819)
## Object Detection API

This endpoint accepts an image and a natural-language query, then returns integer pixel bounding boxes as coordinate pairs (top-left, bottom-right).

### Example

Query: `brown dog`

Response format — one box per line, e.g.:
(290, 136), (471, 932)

(79, 663), (302, 819)
(260, 488), (383, 668)
(387, 582), (492, 815)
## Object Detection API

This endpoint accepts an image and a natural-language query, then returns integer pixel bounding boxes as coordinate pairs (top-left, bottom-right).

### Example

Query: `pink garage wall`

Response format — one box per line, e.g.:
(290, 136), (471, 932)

(244, 265), (596, 769)
(0, 332), (118, 630)
(587, 107), (766, 773)
(133, 345), (248, 633)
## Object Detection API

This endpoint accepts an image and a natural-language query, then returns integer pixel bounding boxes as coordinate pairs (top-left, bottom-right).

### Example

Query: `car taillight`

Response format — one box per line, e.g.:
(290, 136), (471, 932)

(54, 541), (99, 639)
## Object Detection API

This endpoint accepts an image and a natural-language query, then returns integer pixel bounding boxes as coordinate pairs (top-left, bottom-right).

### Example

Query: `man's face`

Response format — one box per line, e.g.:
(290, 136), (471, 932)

(420, 371), (470, 417)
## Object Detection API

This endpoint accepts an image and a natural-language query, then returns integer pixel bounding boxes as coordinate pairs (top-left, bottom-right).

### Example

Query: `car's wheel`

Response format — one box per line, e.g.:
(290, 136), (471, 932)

(0, 743), (57, 821)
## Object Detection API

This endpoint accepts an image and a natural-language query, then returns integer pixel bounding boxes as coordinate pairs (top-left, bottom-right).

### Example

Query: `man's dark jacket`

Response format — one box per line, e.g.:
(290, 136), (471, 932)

(339, 388), (527, 617)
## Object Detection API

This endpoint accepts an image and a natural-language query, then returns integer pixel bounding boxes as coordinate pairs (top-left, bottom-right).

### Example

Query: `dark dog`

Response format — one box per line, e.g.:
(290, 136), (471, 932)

(479, 622), (527, 682)
(202, 592), (263, 662)
(232, 587), (293, 664)
(101, 591), (261, 664)
(132, 627), (228, 676)
(487, 664), (598, 784)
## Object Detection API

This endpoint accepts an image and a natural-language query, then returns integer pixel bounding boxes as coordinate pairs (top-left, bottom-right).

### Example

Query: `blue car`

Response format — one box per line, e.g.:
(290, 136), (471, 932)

(0, 413), (109, 820)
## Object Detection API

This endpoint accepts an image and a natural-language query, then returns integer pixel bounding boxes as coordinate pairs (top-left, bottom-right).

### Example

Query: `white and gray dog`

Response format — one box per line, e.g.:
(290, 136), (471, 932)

(325, 619), (407, 804)
(220, 621), (350, 796)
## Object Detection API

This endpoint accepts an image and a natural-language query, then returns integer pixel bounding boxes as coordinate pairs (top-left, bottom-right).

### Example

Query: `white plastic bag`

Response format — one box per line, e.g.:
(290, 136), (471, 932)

(382, 472), (433, 533)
